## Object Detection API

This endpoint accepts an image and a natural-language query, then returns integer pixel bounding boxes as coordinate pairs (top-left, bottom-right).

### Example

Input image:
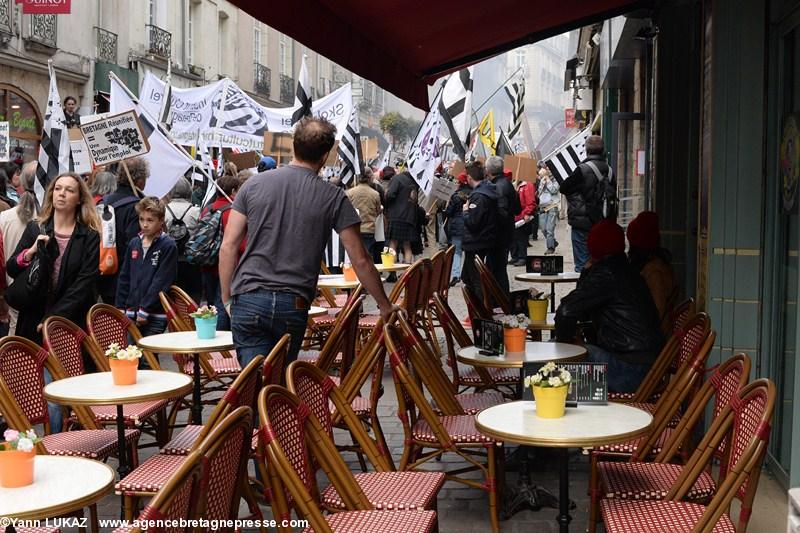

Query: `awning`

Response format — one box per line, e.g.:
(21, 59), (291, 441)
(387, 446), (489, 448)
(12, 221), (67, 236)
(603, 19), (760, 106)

(229, 0), (644, 108)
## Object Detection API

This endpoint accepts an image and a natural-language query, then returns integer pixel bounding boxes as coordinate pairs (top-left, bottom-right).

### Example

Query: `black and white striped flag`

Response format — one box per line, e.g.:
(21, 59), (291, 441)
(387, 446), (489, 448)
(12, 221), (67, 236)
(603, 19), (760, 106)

(35, 62), (72, 207)
(543, 124), (592, 182)
(291, 56), (313, 125)
(504, 77), (525, 140)
(438, 67), (473, 159)
(338, 106), (361, 184)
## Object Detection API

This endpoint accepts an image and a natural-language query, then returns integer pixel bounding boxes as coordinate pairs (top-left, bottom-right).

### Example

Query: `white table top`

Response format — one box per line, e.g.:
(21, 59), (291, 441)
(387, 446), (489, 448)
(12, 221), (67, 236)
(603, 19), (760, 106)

(317, 275), (362, 289)
(137, 330), (234, 353)
(515, 272), (581, 283)
(457, 341), (586, 368)
(308, 306), (328, 318)
(475, 401), (653, 448)
(0, 455), (115, 520)
(373, 262), (411, 273)
(44, 370), (192, 406)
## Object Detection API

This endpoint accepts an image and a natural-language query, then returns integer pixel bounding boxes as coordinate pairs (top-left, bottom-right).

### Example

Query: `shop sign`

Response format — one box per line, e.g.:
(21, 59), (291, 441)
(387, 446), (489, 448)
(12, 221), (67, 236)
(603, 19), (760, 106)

(19, 0), (71, 14)
(0, 122), (8, 162)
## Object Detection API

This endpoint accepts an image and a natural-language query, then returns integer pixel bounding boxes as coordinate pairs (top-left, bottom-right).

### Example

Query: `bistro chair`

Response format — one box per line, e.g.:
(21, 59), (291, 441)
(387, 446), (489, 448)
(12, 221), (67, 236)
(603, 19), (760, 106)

(589, 353), (751, 532)
(599, 379), (776, 533)
(461, 284), (492, 323)
(86, 304), (161, 370)
(474, 255), (511, 313)
(298, 288), (363, 376)
(42, 316), (169, 447)
(257, 386), (439, 533)
(384, 323), (504, 533)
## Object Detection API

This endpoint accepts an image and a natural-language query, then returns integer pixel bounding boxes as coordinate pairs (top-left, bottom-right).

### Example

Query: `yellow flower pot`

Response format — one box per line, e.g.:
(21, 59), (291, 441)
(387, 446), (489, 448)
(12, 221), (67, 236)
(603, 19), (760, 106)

(528, 299), (548, 322)
(380, 253), (396, 267)
(533, 385), (569, 418)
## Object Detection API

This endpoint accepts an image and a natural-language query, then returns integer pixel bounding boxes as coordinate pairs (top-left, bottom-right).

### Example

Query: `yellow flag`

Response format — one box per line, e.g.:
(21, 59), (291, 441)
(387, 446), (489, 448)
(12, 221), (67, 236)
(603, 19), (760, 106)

(478, 110), (496, 155)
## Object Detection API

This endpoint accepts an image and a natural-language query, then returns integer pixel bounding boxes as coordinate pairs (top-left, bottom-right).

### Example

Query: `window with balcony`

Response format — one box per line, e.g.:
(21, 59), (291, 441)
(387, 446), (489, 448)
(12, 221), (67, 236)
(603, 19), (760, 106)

(280, 74), (294, 104)
(0, 0), (12, 36)
(29, 14), (56, 49)
(95, 27), (117, 64)
(253, 22), (261, 64)
(254, 63), (271, 97)
(146, 24), (171, 59)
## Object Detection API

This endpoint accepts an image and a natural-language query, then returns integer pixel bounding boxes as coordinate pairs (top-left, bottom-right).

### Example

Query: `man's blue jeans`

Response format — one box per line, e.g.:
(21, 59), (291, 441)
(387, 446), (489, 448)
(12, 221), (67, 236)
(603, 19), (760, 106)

(539, 208), (559, 251)
(44, 368), (63, 433)
(571, 227), (590, 272)
(231, 290), (309, 367)
(585, 344), (651, 394)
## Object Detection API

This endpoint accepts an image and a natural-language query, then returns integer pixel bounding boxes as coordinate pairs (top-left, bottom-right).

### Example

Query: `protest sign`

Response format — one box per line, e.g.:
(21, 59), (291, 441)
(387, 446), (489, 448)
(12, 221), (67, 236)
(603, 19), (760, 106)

(0, 122), (8, 162)
(430, 177), (457, 202)
(68, 128), (92, 174)
(80, 110), (151, 166)
(225, 150), (260, 170)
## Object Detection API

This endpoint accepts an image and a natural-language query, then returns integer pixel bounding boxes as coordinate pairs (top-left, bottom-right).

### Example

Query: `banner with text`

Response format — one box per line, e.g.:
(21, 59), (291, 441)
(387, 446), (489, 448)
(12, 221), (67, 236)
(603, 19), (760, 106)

(80, 110), (150, 166)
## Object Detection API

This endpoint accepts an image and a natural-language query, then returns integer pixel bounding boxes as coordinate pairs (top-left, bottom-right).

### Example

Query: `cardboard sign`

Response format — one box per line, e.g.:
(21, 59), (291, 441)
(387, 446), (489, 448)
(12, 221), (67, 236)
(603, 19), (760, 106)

(517, 156), (539, 182)
(472, 319), (504, 354)
(262, 132), (293, 158)
(225, 150), (260, 170)
(525, 255), (564, 275)
(360, 138), (379, 161)
(430, 177), (457, 202)
(450, 160), (465, 177)
(522, 362), (608, 405)
(80, 110), (150, 166)
(0, 122), (8, 162)
(69, 140), (92, 174)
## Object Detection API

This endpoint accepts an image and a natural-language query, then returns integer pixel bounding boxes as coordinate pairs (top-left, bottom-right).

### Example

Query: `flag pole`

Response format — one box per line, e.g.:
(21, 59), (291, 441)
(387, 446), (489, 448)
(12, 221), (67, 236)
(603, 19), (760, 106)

(472, 66), (523, 117)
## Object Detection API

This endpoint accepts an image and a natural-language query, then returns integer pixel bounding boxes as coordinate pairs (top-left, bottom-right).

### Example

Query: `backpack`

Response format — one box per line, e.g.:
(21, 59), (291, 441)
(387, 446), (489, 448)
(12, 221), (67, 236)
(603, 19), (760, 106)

(184, 205), (232, 266)
(96, 196), (139, 276)
(164, 204), (190, 255)
(584, 160), (618, 223)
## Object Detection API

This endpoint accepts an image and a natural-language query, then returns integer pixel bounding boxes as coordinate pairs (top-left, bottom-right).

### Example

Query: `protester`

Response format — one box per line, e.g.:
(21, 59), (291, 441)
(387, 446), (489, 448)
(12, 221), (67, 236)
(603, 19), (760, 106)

(90, 171), (117, 204)
(385, 170), (419, 263)
(0, 170), (15, 211)
(346, 167), (382, 257)
(1, 162), (21, 204)
(115, 197), (177, 342)
(461, 161), (499, 303)
(537, 167), (561, 254)
(165, 177), (202, 302)
(256, 156), (277, 173)
(485, 156), (520, 295)
(219, 117), (398, 367)
(221, 162), (238, 178)
(627, 211), (678, 331)
(63, 96), (80, 129)
(511, 173), (536, 266)
(411, 202), (428, 258)
(444, 171), (470, 286)
(165, 177), (201, 233)
(369, 169), (386, 263)
(556, 135), (613, 272)
(555, 219), (663, 393)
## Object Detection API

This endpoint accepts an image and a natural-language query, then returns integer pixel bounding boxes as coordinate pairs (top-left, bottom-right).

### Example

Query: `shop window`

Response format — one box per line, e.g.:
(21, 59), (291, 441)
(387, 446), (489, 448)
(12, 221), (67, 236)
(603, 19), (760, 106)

(0, 84), (42, 165)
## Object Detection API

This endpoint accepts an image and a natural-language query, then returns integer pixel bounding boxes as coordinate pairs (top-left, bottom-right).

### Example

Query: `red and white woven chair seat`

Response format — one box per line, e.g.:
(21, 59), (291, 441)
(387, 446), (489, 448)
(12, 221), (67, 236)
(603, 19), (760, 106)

(302, 509), (437, 533)
(160, 425), (203, 455)
(413, 415), (496, 445)
(115, 453), (187, 494)
(593, 427), (673, 455)
(358, 314), (381, 329)
(608, 392), (636, 401)
(600, 499), (735, 533)
(43, 429), (140, 460)
(91, 400), (167, 424)
(181, 355), (241, 375)
(321, 471), (445, 510)
(318, 294), (348, 308)
(626, 401), (681, 428)
(454, 391), (506, 415)
(312, 314), (338, 327)
(599, 461), (716, 501)
(459, 367), (519, 385)
(298, 350), (343, 365)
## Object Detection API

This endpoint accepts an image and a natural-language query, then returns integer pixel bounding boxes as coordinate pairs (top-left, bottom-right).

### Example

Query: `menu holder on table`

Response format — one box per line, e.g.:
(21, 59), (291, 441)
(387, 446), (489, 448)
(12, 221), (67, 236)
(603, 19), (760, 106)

(522, 362), (608, 407)
(472, 318), (504, 356)
(525, 255), (564, 275)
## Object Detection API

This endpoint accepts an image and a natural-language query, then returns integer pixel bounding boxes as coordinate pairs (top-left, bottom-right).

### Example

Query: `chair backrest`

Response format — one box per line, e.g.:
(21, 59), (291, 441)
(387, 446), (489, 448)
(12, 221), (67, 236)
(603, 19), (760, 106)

(130, 449), (206, 532)
(167, 285), (199, 329)
(263, 334), (290, 387)
(42, 316), (109, 374)
(335, 319), (387, 409)
(389, 258), (432, 324)
(462, 285), (492, 323)
(432, 293), (474, 385)
(668, 297), (695, 336)
(86, 303), (160, 369)
(428, 249), (446, 299)
(315, 290), (363, 374)
(440, 245), (456, 297)
(286, 361), (394, 471)
(159, 291), (193, 333)
(474, 255), (510, 313)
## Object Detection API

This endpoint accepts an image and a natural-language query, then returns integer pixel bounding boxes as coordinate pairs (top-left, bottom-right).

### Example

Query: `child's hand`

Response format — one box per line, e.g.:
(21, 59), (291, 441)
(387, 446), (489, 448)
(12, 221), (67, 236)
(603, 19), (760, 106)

(136, 316), (148, 326)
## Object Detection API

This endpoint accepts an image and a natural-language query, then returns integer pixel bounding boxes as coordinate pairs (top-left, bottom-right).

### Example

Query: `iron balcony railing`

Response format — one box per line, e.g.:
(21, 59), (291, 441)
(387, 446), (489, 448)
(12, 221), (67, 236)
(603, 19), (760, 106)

(95, 27), (117, 64)
(0, 0), (12, 36)
(146, 23), (171, 59)
(254, 63), (271, 96)
(30, 14), (56, 48)
(280, 74), (294, 104)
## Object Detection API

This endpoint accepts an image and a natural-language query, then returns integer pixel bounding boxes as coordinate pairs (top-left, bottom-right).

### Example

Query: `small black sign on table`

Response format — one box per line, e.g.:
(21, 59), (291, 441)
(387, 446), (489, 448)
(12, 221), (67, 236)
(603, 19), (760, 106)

(525, 255), (564, 275)
(522, 362), (608, 406)
(472, 318), (505, 355)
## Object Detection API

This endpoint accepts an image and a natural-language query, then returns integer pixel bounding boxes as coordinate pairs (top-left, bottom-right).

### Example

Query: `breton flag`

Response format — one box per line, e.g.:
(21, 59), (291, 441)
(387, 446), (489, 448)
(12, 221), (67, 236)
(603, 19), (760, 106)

(35, 62), (72, 206)
(504, 76), (525, 140)
(542, 123), (592, 182)
(338, 105), (362, 184)
(438, 67), (473, 159)
(291, 56), (313, 125)
(406, 88), (443, 195)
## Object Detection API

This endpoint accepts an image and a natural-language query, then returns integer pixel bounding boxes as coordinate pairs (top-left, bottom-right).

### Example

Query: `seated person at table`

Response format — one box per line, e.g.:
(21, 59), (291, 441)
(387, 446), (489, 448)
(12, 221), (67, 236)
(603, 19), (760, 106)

(626, 210), (678, 334)
(116, 197), (178, 342)
(555, 220), (664, 393)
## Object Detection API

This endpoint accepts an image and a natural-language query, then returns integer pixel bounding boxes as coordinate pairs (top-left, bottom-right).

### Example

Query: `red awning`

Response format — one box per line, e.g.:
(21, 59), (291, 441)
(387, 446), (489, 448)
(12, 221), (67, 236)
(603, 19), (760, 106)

(229, 0), (643, 108)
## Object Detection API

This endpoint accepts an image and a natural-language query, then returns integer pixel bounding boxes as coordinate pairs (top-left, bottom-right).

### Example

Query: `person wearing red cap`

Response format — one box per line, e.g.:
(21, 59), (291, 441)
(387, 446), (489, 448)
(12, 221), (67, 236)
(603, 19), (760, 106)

(555, 219), (664, 393)
(627, 211), (677, 332)
(443, 172), (471, 286)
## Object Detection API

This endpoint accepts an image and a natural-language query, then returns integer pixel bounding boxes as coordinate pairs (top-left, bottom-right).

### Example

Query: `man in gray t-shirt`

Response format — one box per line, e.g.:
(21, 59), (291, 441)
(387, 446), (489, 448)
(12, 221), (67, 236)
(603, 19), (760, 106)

(219, 117), (397, 366)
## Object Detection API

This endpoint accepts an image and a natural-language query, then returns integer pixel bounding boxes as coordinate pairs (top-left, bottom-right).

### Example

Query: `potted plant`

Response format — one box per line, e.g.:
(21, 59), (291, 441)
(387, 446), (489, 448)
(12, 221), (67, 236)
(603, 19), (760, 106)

(527, 290), (550, 322)
(0, 429), (41, 487)
(380, 247), (396, 267)
(106, 343), (143, 385)
(524, 362), (572, 418)
(342, 262), (357, 282)
(498, 313), (529, 353)
(190, 305), (218, 340)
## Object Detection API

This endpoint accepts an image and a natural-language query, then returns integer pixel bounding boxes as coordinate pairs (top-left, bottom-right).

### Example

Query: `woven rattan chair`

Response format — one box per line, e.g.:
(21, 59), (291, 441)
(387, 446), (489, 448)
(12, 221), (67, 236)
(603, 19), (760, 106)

(384, 323), (503, 533)
(599, 378), (775, 533)
(474, 255), (510, 313)
(298, 289), (363, 376)
(589, 354), (751, 532)
(257, 386), (439, 533)
(86, 304), (161, 370)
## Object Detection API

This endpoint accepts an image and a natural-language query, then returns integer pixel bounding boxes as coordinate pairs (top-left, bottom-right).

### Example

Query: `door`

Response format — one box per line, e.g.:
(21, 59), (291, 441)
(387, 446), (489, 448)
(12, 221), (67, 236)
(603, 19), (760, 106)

(611, 112), (647, 226)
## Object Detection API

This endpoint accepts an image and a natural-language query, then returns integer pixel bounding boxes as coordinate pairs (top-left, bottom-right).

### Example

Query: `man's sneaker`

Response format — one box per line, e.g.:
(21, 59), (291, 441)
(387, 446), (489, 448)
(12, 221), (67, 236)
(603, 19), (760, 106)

(386, 272), (398, 283)
(513, 259), (526, 266)
(462, 315), (472, 328)
(449, 277), (460, 287)
(545, 248), (555, 255)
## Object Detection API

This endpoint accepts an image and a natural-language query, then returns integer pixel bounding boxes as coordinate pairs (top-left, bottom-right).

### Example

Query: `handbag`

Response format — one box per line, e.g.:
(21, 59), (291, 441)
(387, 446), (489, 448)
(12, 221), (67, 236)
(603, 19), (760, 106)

(4, 226), (50, 311)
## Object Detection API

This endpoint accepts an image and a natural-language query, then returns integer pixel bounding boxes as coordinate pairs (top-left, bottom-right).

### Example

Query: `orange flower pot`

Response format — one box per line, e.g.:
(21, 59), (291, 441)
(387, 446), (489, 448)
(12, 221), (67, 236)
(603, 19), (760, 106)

(343, 266), (357, 282)
(0, 448), (36, 488)
(504, 327), (526, 353)
(109, 358), (138, 385)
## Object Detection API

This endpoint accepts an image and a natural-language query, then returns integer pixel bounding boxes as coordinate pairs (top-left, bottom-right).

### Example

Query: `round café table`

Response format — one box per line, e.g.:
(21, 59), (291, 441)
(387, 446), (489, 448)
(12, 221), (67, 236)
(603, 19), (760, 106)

(0, 455), (115, 528)
(476, 401), (653, 533)
(44, 370), (191, 481)
(137, 330), (234, 425)
(317, 275), (362, 290)
(528, 313), (556, 341)
(515, 272), (581, 312)
(308, 306), (328, 318)
(373, 262), (411, 273)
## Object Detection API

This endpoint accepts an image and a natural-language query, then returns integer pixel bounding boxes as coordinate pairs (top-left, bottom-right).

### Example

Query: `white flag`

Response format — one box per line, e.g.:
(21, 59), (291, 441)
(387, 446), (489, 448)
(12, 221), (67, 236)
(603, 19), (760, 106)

(406, 90), (443, 195)
(35, 63), (72, 206)
(542, 124), (592, 182)
(379, 144), (392, 169)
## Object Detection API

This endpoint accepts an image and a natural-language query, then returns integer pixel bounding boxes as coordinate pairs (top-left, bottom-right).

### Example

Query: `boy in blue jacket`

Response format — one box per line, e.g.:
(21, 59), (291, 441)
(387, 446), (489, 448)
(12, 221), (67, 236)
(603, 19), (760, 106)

(116, 197), (178, 340)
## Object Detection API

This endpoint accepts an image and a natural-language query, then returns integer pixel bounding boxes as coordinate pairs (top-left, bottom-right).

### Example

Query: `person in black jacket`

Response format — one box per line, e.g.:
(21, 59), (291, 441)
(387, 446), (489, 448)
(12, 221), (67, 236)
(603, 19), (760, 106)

(556, 135), (614, 272)
(555, 219), (664, 393)
(444, 172), (470, 286)
(461, 161), (499, 303)
(385, 170), (419, 263)
(485, 156), (520, 295)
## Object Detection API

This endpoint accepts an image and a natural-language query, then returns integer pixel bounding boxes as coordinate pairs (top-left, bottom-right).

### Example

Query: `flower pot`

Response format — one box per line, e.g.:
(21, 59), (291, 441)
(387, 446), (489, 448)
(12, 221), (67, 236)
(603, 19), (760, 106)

(504, 327), (526, 353)
(528, 299), (548, 322)
(380, 253), (396, 267)
(194, 316), (218, 340)
(533, 385), (569, 418)
(109, 358), (138, 385)
(0, 447), (36, 488)
(343, 266), (357, 282)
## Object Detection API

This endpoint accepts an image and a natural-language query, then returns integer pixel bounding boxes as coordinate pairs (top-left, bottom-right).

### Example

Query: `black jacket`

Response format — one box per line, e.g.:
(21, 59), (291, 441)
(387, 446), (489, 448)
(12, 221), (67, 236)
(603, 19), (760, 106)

(102, 185), (142, 263)
(385, 172), (418, 226)
(557, 154), (612, 231)
(444, 184), (471, 238)
(116, 232), (178, 319)
(555, 253), (664, 365)
(462, 180), (499, 252)
(490, 174), (521, 246)
(7, 220), (100, 341)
